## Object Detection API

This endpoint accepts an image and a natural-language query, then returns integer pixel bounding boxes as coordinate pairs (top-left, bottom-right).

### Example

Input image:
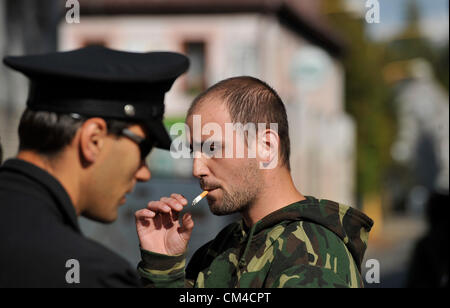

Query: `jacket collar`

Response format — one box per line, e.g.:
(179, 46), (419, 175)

(0, 158), (80, 232)
(236, 196), (373, 271)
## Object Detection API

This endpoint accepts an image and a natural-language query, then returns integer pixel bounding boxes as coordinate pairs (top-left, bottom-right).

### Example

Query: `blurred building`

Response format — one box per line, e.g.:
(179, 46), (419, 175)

(0, 0), (60, 162)
(58, 0), (356, 206)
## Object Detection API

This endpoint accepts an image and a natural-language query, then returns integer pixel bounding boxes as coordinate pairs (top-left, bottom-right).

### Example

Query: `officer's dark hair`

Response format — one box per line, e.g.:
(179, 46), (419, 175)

(18, 108), (131, 157)
(188, 76), (291, 170)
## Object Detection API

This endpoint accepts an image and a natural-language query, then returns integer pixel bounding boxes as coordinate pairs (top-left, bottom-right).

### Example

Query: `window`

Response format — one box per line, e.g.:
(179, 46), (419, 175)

(184, 41), (206, 96)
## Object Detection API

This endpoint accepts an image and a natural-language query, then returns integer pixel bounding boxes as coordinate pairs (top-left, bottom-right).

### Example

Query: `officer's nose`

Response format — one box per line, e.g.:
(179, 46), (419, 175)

(136, 161), (151, 182)
(192, 154), (209, 179)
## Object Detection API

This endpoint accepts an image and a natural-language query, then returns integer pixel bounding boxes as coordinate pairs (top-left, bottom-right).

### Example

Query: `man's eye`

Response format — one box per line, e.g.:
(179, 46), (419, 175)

(209, 143), (215, 151)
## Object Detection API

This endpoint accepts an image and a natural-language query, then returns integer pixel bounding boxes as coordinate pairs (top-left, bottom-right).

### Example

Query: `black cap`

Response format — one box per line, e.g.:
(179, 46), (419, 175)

(3, 45), (190, 150)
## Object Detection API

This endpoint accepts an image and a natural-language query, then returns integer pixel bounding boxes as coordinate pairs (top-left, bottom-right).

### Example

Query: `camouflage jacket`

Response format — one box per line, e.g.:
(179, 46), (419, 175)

(138, 196), (373, 288)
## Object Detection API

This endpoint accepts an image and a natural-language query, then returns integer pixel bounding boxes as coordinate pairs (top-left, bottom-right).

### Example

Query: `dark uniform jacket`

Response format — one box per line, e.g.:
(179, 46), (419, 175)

(0, 159), (142, 287)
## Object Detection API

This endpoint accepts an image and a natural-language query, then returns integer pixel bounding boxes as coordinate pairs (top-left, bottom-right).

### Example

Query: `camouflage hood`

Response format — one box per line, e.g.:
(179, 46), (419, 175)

(240, 196), (374, 271)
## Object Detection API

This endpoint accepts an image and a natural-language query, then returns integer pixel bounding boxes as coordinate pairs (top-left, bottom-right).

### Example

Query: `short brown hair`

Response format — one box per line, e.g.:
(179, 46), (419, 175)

(188, 76), (291, 170)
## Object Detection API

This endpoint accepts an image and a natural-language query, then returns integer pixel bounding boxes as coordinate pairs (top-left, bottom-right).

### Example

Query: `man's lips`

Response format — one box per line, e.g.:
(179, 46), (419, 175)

(119, 196), (127, 205)
(120, 189), (133, 205)
(202, 186), (220, 192)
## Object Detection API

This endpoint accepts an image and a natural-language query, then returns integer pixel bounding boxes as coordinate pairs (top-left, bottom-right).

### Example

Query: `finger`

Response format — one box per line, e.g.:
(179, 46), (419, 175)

(160, 197), (184, 211)
(179, 213), (194, 242)
(135, 209), (157, 229)
(135, 208), (156, 220)
(147, 201), (172, 213)
(170, 193), (188, 206)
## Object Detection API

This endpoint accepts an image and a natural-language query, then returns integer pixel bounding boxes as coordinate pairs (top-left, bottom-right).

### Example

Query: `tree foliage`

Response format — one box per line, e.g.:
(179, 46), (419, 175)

(322, 0), (448, 202)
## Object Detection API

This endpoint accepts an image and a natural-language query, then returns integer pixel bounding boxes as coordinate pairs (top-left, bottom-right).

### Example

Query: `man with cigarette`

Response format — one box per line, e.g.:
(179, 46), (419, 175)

(0, 46), (189, 287)
(135, 76), (374, 288)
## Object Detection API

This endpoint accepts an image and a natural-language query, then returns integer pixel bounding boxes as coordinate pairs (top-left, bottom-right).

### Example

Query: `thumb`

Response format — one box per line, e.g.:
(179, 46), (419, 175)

(179, 212), (194, 242)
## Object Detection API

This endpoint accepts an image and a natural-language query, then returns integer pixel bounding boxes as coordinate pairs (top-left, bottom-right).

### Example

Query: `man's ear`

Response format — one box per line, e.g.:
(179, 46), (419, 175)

(79, 118), (108, 164)
(257, 129), (280, 170)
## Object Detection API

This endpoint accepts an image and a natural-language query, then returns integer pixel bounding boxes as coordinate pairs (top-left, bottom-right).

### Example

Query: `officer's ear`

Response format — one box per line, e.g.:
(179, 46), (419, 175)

(79, 118), (108, 163)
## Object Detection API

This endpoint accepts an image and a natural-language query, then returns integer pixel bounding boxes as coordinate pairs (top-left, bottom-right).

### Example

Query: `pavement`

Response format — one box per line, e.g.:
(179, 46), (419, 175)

(362, 214), (427, 288)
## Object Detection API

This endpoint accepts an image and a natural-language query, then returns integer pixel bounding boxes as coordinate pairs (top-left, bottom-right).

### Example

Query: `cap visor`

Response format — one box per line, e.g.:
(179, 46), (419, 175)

(146, 120), (172, 150)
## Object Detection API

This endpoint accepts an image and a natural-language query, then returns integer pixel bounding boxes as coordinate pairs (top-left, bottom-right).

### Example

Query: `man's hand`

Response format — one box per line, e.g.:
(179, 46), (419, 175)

(135, 193), (194, 256)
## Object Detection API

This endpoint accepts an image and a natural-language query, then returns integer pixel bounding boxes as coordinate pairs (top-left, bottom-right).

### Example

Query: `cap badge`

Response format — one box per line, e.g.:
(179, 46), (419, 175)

(124, 104), (135, 117)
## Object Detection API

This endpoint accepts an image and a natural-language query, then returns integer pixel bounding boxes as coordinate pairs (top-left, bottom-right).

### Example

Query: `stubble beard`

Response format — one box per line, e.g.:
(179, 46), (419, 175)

(209, 160), (262, 216)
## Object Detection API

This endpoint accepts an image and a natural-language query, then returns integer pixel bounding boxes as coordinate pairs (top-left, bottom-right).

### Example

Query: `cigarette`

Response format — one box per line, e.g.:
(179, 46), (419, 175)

(191, 191), (208, 206)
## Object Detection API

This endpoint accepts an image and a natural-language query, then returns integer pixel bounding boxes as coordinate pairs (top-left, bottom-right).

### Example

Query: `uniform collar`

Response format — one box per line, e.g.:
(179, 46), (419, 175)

(0, 158), (80, 232)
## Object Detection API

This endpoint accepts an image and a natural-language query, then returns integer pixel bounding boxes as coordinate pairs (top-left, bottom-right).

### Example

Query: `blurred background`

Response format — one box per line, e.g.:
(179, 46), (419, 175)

(0, 0), (448, 287)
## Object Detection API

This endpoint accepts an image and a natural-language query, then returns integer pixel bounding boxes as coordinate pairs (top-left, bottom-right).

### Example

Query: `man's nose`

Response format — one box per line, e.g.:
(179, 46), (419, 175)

(136, 162), (151, 182)
(192, 154), (209, 179)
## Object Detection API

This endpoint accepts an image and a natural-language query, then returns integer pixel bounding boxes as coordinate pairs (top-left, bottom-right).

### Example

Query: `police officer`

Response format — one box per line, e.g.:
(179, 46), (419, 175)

(0, 46), (189, 287)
